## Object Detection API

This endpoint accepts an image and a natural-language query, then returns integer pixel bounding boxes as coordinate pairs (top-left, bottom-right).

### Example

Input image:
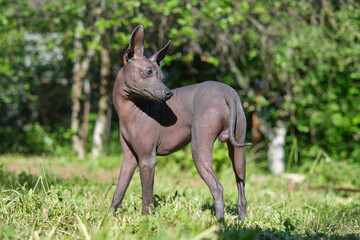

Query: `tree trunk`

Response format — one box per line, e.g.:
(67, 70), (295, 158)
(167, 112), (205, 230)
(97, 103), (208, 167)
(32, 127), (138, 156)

(71, 65), (85, 159)
(260, 120), (286, 175)
(82, 79), (91, 151)
(70, 1), (107, 159)
(91, 47), (110, 158)
(71, 20), (100, 159)
(252, 111), (261, 144)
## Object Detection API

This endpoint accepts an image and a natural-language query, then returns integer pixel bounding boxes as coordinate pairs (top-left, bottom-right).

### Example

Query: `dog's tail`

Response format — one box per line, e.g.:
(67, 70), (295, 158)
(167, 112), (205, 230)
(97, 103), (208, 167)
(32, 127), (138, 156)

(227, 94), (253, 148)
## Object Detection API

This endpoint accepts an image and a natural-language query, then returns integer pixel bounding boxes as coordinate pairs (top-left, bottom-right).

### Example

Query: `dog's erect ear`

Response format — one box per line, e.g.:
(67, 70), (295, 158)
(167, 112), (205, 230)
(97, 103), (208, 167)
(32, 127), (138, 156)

(149, 41), (171, 65)
(124, 25), (144, 65)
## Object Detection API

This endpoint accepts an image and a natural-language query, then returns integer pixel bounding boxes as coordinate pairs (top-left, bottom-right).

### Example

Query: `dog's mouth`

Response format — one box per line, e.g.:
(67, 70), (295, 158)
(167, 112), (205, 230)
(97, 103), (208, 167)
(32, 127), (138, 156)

(143, 89), (173, 102)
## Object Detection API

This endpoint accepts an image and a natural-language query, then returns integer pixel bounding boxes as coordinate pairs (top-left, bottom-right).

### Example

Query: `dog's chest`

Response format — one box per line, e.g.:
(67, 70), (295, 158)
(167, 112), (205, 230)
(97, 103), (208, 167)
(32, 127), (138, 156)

(156, 125), (192, 156)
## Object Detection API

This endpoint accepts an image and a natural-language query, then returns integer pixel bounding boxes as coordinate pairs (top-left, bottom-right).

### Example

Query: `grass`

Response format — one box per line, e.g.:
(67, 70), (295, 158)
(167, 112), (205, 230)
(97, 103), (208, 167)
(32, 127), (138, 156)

(0, 153), (359, 239)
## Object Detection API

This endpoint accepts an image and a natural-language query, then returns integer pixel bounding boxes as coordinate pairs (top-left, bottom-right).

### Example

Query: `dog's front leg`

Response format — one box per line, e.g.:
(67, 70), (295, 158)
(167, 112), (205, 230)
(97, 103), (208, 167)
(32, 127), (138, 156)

(138, 153), (157, 215)
(110, 135), (138, 212)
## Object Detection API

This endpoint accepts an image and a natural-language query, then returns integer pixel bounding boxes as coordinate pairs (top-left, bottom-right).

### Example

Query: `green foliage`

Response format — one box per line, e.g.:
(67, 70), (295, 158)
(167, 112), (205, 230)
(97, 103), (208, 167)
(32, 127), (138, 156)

(0, 0), (71, 155)
(276, 2), (360, 163)
(0, 0), (359, 166)
(0, 1), (35, 133)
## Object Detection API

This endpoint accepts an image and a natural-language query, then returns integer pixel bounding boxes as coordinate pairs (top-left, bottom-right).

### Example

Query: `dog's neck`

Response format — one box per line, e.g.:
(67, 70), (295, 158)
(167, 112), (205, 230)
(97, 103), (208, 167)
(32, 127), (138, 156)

(113, 68), (152, 122)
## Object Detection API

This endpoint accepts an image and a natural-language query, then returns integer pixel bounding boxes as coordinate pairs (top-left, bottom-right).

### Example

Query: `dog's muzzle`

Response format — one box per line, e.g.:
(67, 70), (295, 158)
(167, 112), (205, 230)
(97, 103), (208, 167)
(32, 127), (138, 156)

(163, 88), (173, 100)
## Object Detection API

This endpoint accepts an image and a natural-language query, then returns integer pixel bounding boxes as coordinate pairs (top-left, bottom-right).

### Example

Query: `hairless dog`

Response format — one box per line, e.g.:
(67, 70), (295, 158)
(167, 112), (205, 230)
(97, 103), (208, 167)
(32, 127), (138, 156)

(110, 25), (252, 220)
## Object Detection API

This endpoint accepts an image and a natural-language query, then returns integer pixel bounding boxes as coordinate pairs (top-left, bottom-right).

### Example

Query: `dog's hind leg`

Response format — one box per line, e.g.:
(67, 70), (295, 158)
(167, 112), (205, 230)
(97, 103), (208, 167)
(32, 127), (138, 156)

(191, 119), (224, 219)
(227, 143), (247, 220)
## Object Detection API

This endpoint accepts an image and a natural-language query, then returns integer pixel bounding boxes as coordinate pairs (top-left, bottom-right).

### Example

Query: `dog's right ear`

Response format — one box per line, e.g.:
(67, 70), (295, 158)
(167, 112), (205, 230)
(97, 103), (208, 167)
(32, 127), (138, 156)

(123, 25), (144, 65)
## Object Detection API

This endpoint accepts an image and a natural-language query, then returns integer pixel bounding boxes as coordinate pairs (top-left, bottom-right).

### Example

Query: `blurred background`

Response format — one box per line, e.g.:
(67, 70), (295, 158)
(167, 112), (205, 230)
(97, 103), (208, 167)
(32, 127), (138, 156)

(1, 0), (359, 175)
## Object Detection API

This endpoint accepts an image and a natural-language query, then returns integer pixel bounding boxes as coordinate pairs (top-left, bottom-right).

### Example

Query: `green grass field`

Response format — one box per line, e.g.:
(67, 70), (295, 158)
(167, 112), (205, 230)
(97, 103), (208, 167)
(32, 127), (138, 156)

(0, 153), (359, 239)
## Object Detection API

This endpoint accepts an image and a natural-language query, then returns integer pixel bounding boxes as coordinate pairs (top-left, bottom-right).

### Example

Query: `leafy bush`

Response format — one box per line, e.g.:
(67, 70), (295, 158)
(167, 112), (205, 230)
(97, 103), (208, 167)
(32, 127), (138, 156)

(1, 0), (359, 165)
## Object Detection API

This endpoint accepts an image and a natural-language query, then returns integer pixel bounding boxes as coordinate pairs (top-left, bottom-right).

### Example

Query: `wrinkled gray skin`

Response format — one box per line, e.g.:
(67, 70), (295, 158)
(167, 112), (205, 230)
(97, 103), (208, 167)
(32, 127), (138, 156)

(111, 25), (251, 220)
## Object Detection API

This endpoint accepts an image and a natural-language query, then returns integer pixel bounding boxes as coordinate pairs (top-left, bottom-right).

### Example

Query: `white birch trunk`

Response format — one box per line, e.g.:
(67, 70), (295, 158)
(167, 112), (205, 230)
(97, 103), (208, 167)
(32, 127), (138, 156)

(71, 21), (100, 159)
(260, 120), (286, 175)
(91, 47), (110, 158)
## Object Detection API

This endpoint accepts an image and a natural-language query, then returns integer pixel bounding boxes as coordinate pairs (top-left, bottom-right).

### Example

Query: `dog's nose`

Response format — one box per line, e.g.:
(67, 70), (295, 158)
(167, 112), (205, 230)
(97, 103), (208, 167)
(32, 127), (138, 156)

(159, 87), (173, 101)
(165, 89), (173, 98)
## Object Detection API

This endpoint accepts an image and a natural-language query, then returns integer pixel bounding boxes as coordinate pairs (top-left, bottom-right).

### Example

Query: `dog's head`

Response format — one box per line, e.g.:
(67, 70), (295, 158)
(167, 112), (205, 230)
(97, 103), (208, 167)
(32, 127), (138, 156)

(122, 25), (173, 102)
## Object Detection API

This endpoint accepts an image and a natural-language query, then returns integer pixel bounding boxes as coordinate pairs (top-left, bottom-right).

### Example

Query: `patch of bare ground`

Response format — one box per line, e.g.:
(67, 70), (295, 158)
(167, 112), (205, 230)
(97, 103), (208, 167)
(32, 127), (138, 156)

(5, 163), (119, 182)
(169, 177), (203, 187)
(4, 163), (204, 188)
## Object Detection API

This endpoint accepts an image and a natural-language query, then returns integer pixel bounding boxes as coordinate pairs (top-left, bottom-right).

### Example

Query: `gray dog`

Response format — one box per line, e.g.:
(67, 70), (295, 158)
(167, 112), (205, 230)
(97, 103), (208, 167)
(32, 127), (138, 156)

(110, 25), (251, 220)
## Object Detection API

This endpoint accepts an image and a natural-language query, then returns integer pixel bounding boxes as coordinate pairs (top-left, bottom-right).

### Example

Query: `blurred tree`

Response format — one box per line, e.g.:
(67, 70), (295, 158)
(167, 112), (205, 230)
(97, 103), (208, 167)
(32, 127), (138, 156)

(0, 0), (38, 152)
(91, 42), (111, 158)
(1, 0), (359, 171)
(40, 0), (108, 158)
(153, 0), (360, 170)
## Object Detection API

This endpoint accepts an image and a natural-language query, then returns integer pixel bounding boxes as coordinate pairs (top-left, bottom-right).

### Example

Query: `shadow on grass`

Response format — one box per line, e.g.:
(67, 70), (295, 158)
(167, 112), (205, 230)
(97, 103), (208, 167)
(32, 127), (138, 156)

(217, 225), (360, 240)
(201, 199), (240, 216)
(200, 200), (360, 240)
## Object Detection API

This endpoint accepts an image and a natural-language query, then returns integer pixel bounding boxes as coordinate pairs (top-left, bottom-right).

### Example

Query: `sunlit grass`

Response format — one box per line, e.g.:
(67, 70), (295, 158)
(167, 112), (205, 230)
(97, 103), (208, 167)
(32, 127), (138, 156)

(0, 154), (359, 239)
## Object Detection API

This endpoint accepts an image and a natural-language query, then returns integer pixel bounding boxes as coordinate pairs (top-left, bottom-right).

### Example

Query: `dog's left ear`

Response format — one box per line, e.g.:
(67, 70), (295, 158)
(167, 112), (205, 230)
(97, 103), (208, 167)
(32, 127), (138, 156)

(149, 41), (171, 65)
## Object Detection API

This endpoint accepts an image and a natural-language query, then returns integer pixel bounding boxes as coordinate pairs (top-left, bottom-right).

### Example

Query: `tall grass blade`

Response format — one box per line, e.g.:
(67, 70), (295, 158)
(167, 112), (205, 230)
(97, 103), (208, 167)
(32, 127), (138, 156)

(76, 214), (91, 240)
(41, 163), (50, 191)
(287, 137), (298, 172)
(46, 226), (57, 240)
(50, 161), (57, 186)
(191, 225), (219, 240)
(309, 149), (322, 175)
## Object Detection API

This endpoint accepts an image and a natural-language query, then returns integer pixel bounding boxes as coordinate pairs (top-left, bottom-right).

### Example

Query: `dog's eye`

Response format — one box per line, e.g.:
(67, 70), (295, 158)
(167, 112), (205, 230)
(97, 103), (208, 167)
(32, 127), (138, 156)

(145, 69), (154, 75)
